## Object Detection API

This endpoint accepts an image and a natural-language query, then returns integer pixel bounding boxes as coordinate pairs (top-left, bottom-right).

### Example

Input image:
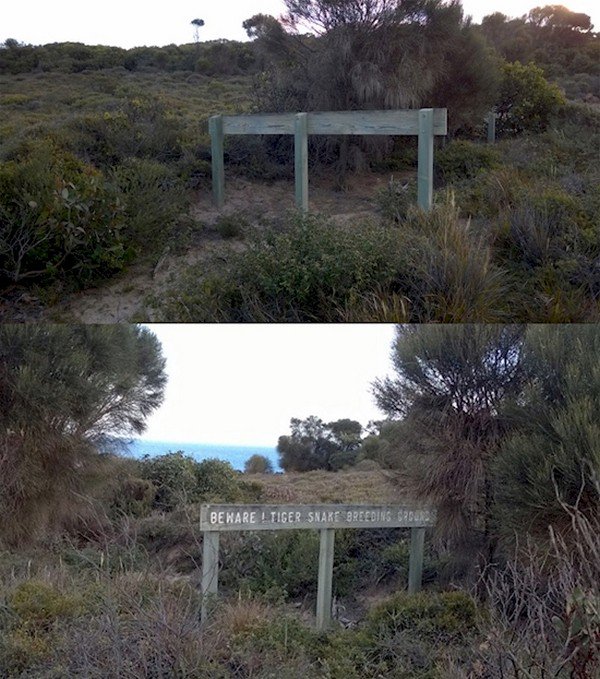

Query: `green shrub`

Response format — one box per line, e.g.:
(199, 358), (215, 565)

(244, 454), (274, 474)
(366, 590), (478, 642)
(107, 475), (156, 519)
(195, 458), (242, 502)
(436, 140), (500, 183)
(375, 178), (417, 223)
(66, 96), (182, 169)
(496, 61), (566, 135)
(9, 581), (84, 628)
(140, 451), (198, 511)
(215, 212), (248, 239)
(112, 157), (188, 254)
(158, 215), (406, 322)
(220, 530), (320, 599)
(0, 140), (129, 286)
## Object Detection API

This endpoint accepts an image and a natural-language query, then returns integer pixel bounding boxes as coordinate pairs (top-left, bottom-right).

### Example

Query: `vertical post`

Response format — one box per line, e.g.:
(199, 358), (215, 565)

(201, 531), (220, 624)
(408, 527), (426, 594)
(294, 112), (309, 213)
(209, 115), (225, 209)
(417, 108), (434, 211)
(487, 111), (496, 144)
(316, 528), (335, 630)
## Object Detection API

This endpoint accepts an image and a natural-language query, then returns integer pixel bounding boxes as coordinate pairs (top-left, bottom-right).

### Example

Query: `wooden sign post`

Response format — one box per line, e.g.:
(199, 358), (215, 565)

(199, 504), (436, 630)
(209, 109), (447, 213)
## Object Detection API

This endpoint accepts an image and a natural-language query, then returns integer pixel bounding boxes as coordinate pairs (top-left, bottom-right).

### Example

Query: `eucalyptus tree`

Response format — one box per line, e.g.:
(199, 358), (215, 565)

(0, 324), (166, 544)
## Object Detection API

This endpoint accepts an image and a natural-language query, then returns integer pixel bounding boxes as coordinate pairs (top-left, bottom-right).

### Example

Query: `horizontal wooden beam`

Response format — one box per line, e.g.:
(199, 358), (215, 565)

(219, 109), (447, 137)
(200, 504), (436, 532)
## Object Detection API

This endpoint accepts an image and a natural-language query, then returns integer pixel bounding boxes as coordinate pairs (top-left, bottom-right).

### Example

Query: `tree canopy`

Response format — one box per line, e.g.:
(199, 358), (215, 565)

(0, 325), (166, 544)
(277, 416), (363, 471)
(371, 324), (600, 565)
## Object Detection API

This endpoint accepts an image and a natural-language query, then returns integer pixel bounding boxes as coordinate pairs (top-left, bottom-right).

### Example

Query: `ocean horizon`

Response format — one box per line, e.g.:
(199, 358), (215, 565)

(123, 439), (280, 471)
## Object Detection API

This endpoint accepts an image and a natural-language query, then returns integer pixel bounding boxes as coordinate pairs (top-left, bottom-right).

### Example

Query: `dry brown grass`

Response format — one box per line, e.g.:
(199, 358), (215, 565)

(250, 469), (400, 504)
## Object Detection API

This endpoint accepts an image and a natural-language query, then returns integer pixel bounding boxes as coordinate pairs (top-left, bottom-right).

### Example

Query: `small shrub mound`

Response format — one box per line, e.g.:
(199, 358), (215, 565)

(366, 590), (478, 642)
(0, 139), (129, 286)
(436, 140), (500, 184)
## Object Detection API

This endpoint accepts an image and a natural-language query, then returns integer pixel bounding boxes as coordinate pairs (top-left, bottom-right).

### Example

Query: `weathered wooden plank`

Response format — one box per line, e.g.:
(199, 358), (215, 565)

(417, 108), (434, 210)
(209, 115), (225, 208)
(200, 531), (220, 624)
(316, 529), (335, 630)
(295, 113), (309, 212)
(200, 504), (436, 532)
(221, 109), (447, 136)
(223, 113), (296, 135)
(307, 109), (447, 136)
(408, 527), (426, 594)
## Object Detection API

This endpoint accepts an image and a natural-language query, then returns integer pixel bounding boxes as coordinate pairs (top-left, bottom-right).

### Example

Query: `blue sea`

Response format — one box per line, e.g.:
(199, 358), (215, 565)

(123, 440), (280, 472)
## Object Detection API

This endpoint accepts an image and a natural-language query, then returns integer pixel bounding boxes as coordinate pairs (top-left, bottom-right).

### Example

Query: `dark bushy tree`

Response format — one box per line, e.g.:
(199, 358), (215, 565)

(493, 325), (600, 541)
(244, 454), (274, 474)
(0, 325), (166, 544)
(248, 0), (499, 175)
(277, 415), (363, 471)
(372, 325), (526, 556)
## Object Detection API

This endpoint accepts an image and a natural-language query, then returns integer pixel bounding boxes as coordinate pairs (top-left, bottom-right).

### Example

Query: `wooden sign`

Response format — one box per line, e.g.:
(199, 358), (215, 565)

(209, 108), (448, 212)
(200, 504), (436, 531)
(199, 503), (436, 630)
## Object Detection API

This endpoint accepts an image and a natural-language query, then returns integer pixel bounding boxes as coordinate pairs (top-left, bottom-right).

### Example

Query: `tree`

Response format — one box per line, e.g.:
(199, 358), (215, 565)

(493, 325), (600, 543)
(250, 0), (499, 174)
(244, 454), (274, 474)
(0, 325), (166, 544)
(372, 325), (526, 559)
(191, 18), (205, 43)
(277, 416), (363, 471)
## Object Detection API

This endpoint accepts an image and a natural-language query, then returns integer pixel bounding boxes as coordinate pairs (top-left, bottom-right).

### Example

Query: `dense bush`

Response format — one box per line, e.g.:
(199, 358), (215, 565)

(495, 61), (566, 135)
(157, 214), (408, 322)
(244, 454), (273, 474)
(0, 140), (128, 286)
(139, 453), (253, 511)
(112, 158), (188, 253)
(158, 197), (509, 323)
(139, 452), (198, 511)
(66, 97), (183, 170)
(436, 140), (500, 183)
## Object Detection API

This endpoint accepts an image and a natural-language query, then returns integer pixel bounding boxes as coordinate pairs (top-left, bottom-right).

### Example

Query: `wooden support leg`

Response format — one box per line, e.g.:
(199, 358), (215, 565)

(417, 108), (434, 211)
(209, 115), (225, 208)
(316, 528), (335, 630)
(408, 527), (426, 594)
(294, 112), (309, 213)
(201, 531), (220, 624)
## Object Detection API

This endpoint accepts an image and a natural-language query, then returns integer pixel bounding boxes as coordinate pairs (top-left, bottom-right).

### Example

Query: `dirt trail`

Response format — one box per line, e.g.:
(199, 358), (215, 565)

(3, 172), (399, 323)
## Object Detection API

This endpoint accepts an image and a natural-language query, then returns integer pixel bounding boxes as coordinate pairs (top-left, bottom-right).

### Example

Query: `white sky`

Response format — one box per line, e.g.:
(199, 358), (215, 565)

(140, 324), (397, 447)
(2, 2), (598, 48)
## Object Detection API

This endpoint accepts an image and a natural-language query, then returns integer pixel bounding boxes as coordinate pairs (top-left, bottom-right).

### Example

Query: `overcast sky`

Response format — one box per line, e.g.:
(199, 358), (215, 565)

(140, 324), (397, 447)
(2, 2), (597, 48)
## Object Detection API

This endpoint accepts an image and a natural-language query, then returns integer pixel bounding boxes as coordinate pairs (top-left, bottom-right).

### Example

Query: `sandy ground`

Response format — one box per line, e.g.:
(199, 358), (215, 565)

(1, 171), (401, 323)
